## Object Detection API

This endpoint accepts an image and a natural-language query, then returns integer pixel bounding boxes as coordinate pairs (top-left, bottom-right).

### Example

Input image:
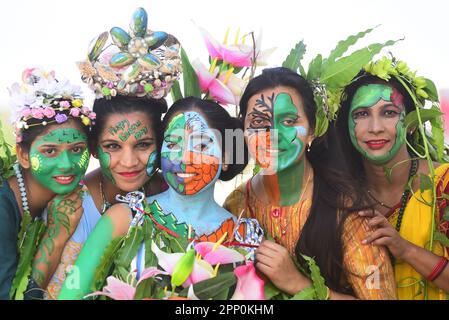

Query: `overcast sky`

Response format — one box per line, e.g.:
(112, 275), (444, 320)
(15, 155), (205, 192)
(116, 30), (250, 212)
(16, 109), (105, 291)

(0, 0), (448, 111)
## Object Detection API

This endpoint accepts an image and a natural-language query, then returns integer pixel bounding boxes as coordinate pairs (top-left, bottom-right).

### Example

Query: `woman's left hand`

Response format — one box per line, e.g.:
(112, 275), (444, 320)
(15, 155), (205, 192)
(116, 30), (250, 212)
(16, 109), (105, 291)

(255, 240), (310, 295)
(360, 210), (411, 261)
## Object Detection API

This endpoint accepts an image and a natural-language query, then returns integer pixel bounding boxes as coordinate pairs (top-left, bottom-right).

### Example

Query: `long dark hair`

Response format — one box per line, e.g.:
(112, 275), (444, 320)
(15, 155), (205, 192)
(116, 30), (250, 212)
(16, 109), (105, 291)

(90, 95), (167, 167)
(240, 67), (369, 293)
(162, 97), (248, 181)
(336, 73), (415, 182)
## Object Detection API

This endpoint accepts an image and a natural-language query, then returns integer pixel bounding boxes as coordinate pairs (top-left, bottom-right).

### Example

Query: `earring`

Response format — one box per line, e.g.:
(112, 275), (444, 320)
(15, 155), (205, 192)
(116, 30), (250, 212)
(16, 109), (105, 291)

(307, 141), (312, 152)
(223, 164), (229, 170)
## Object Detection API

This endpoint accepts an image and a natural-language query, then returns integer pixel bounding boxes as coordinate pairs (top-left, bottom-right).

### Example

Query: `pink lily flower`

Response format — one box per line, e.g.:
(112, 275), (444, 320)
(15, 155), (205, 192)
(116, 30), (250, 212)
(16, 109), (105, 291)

(440, 89), (449, 140)
(198, 27), (275, 68)
(231, 262), (266, 300)
(85, 267), (168, 300)
(194, 242), (245, 265)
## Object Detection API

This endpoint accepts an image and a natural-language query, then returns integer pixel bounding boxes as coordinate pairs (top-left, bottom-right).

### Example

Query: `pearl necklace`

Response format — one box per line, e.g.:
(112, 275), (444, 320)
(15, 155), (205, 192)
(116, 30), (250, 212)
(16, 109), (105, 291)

(13, 163), (30, 214)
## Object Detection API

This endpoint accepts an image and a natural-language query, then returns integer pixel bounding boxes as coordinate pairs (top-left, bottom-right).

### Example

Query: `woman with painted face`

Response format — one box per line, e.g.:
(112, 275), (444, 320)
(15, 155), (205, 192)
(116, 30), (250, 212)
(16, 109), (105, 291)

(46, 7), (181, 299)
(336, 57), (449, 299)
(0, 68), (94, 299)
(57, 97), (249, 300)
(224, 67), (397, 299)
(44, 95), (168, 299)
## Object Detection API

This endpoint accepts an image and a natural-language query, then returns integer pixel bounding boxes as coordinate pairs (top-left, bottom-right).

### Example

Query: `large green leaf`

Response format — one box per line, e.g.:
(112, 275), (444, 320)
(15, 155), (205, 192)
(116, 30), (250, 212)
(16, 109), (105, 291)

(180, 48), (201, 98)
(419, 173), (433, 193)
(307, 54), (322, 81)
(282, 40), (306, 72)
(320, 39), (399, 89)
(290, 286), (317, 300)
(403, 108), (444, 129)
(323, 26), (378, 68)
(264, 281), (281, 300)
(424, 78), (439, 102)
(113, 226), (144, 269)
(434, 231), (449, 247)
(170, 80), (183, 102)
(188, 272), (236, 300)
(429, 105), (445, 161)
(302, 255), (327, 299)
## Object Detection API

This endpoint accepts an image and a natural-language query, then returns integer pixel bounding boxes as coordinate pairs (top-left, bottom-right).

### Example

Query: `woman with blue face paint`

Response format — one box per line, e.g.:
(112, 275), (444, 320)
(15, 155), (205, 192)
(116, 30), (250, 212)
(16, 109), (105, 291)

(0, 68), (94, 300)
(336, 58), (449, 300)
(57, 97), (249, 300)
(224, 67), (397, 299)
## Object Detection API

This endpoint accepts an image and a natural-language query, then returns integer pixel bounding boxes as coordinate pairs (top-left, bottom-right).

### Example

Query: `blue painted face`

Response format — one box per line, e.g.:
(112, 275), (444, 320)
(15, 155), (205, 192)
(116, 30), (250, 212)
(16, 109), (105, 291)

(161, 111), (222, 195)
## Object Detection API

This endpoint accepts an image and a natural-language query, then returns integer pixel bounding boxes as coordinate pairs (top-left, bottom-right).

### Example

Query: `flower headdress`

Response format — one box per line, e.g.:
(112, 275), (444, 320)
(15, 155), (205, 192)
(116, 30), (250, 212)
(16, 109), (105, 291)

(358, 55), (447, 162)
(77, 7), (182, 100)
(282, 27), (400, 137)
(8, 68), (96, 143)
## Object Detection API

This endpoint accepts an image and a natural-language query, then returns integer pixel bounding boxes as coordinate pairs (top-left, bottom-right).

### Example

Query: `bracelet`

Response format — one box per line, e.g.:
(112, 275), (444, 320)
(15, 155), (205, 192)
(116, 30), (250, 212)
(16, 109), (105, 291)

(426, 256), (449, 282)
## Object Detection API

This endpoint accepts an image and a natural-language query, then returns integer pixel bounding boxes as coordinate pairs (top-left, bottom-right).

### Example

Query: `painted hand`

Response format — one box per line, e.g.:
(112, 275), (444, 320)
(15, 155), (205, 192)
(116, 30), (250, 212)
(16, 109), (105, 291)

(254, 240), (310, 295)
(359, 210), (411, 261)
(47, 186), (84, 242)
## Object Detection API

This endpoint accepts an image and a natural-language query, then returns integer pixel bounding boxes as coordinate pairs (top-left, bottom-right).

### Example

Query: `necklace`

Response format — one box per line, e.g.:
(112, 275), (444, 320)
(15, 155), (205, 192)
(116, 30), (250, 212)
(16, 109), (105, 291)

(99, 176), (112, 213)
(14, 163), (30, 214)
(395, 158), (419, 232)
(271, 169), (312, 238)
(367, 189), (394, 209)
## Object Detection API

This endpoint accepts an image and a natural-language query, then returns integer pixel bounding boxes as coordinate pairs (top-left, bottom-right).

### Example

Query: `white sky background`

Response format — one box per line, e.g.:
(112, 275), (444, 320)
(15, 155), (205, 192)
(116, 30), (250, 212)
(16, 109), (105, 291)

(0, 0), (448, 203)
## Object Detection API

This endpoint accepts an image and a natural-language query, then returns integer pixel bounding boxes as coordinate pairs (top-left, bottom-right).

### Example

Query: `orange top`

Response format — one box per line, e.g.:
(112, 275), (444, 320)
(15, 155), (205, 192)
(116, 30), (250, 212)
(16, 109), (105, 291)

(224, 180), (397, 300)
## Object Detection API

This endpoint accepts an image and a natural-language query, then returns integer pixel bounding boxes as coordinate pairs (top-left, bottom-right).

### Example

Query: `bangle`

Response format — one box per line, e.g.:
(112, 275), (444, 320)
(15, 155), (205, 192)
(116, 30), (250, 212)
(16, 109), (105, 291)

(426, 256), (449, 282)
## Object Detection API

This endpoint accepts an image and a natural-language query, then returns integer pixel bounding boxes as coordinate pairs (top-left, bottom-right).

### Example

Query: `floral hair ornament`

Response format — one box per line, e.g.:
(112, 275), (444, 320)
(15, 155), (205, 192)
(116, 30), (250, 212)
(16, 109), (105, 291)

(8, 68), (96, 143)
(362, 55), (447, 162)
(77, 7), (181, 100)
(171, 26), (275, 108)
(282, 26), (400, 137)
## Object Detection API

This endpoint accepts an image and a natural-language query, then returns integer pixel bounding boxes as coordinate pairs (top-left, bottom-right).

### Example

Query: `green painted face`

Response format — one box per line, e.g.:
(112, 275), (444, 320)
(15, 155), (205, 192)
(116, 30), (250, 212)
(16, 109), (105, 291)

(97, 147), (115, 184)
(273, 93), (307, 171)
(29, 128), (89, 194)
(348, 84), (406, 165)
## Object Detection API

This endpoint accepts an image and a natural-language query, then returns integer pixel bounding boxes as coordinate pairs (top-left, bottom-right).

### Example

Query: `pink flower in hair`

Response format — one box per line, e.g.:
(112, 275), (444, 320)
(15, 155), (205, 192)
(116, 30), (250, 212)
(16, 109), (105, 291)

(60, 100), (70, 108)
(391, 88), (404, 107)
(81, 107), (90, 114)
(20, 108), (32, 118)
(88, 112), (96, 120)
(43, 107), (56, 118)
(70, 108), (81, 117)
(31, 108), (44, 119)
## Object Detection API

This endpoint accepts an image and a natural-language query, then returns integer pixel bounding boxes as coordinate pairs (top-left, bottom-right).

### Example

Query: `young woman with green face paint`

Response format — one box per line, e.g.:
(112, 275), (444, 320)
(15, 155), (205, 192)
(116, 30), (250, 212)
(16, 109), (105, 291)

(46, 96), (169, 299)
(0, 68), (94, 300)
(337, 73), (449, 299)
(57, 97), (248, 300)
(224, 67), (397, 299)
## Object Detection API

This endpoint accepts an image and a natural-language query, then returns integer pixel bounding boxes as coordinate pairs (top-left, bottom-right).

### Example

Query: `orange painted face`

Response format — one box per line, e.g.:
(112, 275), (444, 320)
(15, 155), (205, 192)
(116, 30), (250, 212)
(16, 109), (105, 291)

(161, 111), (222, 195)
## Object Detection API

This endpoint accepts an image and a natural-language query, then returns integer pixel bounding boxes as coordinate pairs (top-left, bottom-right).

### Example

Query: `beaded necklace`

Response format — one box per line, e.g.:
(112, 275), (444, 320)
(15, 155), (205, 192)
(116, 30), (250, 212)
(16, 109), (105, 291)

(395, 158), (419, 232)
(13, 163), (30, 215)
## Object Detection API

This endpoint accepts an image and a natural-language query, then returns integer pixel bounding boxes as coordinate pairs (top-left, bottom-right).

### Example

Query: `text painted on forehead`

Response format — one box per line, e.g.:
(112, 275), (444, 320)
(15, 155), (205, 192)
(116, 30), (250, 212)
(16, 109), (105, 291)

(108, 119), (148, 142)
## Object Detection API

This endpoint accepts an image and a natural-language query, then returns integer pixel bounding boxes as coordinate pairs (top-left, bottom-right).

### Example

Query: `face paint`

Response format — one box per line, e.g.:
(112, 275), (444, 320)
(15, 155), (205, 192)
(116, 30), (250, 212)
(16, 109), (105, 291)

(348, 84), (406, 165)
(246, 92), (307, 172)
(29, 128), (89, 194)
(161, 112), (221, 195)
(108, 119), (149, 142)
(146, 151), (157, 176)
(97, 147), (115, 184)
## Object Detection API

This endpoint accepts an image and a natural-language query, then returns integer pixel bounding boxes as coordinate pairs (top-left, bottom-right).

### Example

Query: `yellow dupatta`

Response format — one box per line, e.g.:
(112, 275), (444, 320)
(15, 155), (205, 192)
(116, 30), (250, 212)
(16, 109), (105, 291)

(388, 163), (449, 300)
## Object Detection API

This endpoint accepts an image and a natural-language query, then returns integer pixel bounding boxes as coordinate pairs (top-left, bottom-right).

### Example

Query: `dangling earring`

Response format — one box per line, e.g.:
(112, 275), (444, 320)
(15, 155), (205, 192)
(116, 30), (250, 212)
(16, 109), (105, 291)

(307, 141), (312, 152)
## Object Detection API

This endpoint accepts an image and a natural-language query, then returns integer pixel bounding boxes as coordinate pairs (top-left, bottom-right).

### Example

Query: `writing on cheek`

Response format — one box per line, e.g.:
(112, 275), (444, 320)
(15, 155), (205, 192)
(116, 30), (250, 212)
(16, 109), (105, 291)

(108, 119), (148, 142)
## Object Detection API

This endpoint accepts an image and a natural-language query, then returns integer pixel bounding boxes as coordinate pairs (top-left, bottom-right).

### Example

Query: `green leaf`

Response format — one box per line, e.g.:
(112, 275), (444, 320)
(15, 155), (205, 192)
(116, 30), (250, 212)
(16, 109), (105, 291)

(443, 206), (449, 222)
(383, 166), (393, 183)
(307, 54), (322, 80)
(189, 272), (236, 300)
(404, 108), (443, 130)
(419, 174), (433, 193)
(320, 39), (399, 89)
(264, 281), (281, 300)
(143, 218), (157, 268)
(424, 78), (439, 102)
(180, 48), (201, 98)
(323, 26), (378, 68)
(314, 105), (329, 138)
(282, 40), (306, 72)
(290, 286), (317, 300)
(114, 226), (144, 269)
(91, 236), (125, 293)
(170, 80), (183, 102)
(429, 105), (445, 161)
(301, 255), (327, 299)
(134, 277), (158, 300)
(434, 231), (449, 247)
